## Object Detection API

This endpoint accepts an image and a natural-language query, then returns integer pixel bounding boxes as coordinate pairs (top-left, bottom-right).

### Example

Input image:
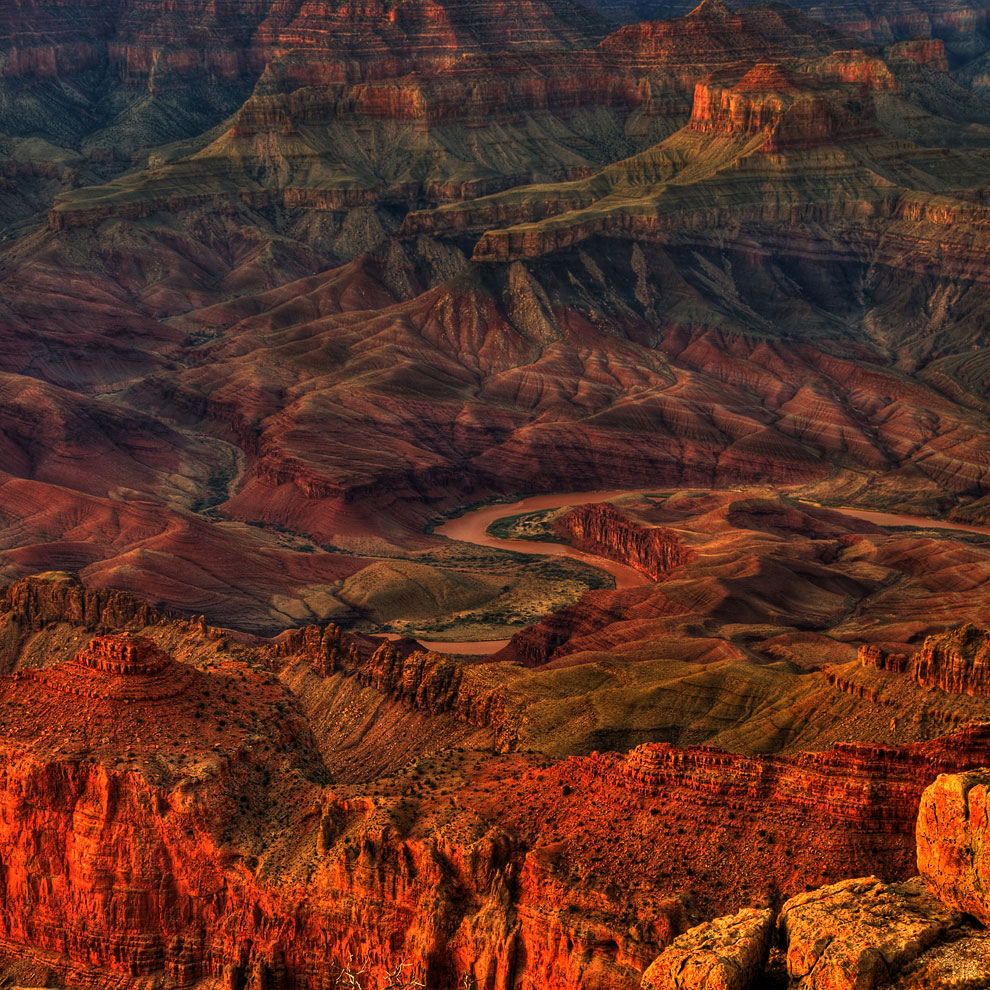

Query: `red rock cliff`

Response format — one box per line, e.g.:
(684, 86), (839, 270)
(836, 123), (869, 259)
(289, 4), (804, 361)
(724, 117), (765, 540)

(860, 624), (990, 697)
(552, 502), (692, 582)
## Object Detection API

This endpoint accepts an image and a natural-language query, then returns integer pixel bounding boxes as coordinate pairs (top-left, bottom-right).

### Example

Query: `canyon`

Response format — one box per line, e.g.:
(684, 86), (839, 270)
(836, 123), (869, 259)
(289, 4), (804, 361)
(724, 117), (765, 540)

(3, 0), (990, 986)
(3, 575), (990, 988)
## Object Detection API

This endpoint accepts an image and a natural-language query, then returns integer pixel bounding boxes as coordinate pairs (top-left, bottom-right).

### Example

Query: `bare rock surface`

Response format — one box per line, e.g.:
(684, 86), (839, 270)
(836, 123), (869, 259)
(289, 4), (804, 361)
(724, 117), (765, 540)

(640, 907), (773, 990)
(778, 876), (959, 990)
(917, 769), (990, 925)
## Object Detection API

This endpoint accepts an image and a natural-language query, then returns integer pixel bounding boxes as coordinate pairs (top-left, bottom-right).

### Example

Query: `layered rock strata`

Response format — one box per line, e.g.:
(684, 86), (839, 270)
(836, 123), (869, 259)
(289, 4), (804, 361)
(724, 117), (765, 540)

(552, 502), (692, 581)
(858, 625), (990, 697)
(3, 618), (990, 988)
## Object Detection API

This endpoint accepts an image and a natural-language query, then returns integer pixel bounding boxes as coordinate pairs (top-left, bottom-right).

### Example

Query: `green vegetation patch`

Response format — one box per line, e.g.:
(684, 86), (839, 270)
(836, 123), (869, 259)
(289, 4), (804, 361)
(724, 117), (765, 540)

(485, 508), (567, 543)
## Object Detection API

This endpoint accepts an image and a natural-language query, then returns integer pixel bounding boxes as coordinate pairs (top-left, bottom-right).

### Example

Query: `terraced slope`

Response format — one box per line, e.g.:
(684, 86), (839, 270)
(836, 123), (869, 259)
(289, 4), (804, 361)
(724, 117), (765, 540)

(3, 574), (990, 987)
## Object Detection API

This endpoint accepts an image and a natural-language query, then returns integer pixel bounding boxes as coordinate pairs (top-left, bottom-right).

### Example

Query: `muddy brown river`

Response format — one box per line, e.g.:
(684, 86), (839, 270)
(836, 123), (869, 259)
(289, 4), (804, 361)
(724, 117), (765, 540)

(379, 491), (990, 655)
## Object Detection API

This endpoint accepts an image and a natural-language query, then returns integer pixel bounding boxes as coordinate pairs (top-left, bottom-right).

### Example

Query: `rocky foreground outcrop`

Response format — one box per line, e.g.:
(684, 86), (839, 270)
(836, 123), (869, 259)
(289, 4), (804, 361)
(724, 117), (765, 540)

(640, 907), (773, 990)
(778, 877), (959, 989)
(632, 771), (990, 990)
(917, 768), (990, 925)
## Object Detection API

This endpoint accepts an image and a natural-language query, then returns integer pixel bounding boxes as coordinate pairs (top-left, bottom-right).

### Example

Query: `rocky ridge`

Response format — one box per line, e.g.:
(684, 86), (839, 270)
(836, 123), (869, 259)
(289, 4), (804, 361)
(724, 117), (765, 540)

(3, 2), (990, 988)
(551, 502), (692, 581)
(42, 0), (844, 232)
(858, 625), (990, 697)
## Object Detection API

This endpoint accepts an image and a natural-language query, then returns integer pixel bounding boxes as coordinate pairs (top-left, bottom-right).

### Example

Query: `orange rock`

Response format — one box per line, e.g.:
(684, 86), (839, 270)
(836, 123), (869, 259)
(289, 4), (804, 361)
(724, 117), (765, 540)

(778, 876), (959, 990)
(916, 769), (990, 925)
(640, 907), (773, 990)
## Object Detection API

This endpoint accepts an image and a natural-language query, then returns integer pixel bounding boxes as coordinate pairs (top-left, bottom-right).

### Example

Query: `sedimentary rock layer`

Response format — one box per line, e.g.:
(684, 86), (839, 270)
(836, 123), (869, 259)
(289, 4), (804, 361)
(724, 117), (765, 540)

(552, 502), (692, 581)
(859, 625), (990, 697)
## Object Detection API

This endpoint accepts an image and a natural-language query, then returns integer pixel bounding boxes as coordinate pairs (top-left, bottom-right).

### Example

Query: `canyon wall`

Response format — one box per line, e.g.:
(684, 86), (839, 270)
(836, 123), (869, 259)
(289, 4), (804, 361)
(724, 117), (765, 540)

(5, 644), (990, 990)
(552, 502), (692, 582)
(859, 625), (990, 697)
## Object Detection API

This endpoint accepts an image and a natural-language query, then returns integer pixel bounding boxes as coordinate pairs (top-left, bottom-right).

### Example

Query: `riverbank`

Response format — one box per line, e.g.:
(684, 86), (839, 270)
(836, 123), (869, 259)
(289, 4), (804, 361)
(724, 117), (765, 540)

(373, 489), (990, 655)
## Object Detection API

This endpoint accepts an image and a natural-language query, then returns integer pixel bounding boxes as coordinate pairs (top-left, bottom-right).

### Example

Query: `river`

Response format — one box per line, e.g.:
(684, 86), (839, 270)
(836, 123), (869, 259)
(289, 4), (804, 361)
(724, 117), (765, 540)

(378, 490), (990, 655)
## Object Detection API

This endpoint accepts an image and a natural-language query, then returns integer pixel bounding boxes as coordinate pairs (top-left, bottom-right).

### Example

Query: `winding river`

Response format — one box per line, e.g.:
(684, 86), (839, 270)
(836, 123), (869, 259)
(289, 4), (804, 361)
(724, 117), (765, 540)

(380, 490), (990, 655)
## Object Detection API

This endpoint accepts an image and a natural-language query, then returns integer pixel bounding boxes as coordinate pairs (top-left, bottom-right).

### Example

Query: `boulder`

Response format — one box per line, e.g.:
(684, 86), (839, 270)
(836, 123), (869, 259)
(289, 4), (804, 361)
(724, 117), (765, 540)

(778, 876), (959, 990)
(641, 906), (773, 990)
(916, 768), (990, 925)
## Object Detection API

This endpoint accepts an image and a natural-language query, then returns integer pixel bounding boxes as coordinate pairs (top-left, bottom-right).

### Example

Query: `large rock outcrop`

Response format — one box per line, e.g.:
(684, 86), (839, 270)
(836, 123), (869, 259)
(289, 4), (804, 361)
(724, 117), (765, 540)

(640, 907), (773, 990)
(916, 768), (990, 925)
(909, 626), (990, 698)
(552, 502), (692, 581)
(858, 625), (990, 698)
(633, 757), (990, 990)
(778, 876), (960, 990)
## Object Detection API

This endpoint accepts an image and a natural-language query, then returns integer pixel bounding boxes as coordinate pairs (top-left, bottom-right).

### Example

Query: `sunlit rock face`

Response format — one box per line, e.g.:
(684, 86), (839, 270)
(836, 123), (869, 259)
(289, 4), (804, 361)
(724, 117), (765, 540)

(917, 768), (990, 925)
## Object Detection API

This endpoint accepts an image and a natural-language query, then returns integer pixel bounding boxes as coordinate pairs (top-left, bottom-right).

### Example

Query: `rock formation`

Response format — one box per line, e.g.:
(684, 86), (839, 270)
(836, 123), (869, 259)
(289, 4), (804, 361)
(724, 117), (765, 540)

(631, 767), (990, 990)
(916, 768), (990, 925)
(777, 877), (959, 990)
(552, 502), (692, 581)
(908, 625), (990, 698)
(4, 10), (990, 627)
(640, 907), (773, 990)
(858, 625), (990, 697)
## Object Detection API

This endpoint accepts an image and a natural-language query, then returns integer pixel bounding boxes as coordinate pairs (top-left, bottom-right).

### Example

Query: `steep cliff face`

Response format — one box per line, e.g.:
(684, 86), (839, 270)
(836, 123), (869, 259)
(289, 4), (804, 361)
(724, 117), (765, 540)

(0, 631), (680, 990)
(917, 768), (990, 925)
(909, 625), (990, 697)
(0, 0), (610, 154)
(6, 581), (990, 990)
(858, 624), (990, 697)
(552, 502), (692, 581)
(0, 571), (167, 638)
(38, 0), (848, 232)
(0, 571), (272, 675)
(0, 631), (332, 986)
(634, 764), (990, 990)
(274, 638), (520, 751)
(687, 63), (885, 151)
(267, 620), (363, 675)
(455, 724), (990, 922)
(0, 0), (608, 88)
(411, 28), (989, 279)
(357, 643), (509, 725)
(607, 735), (978, 827)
